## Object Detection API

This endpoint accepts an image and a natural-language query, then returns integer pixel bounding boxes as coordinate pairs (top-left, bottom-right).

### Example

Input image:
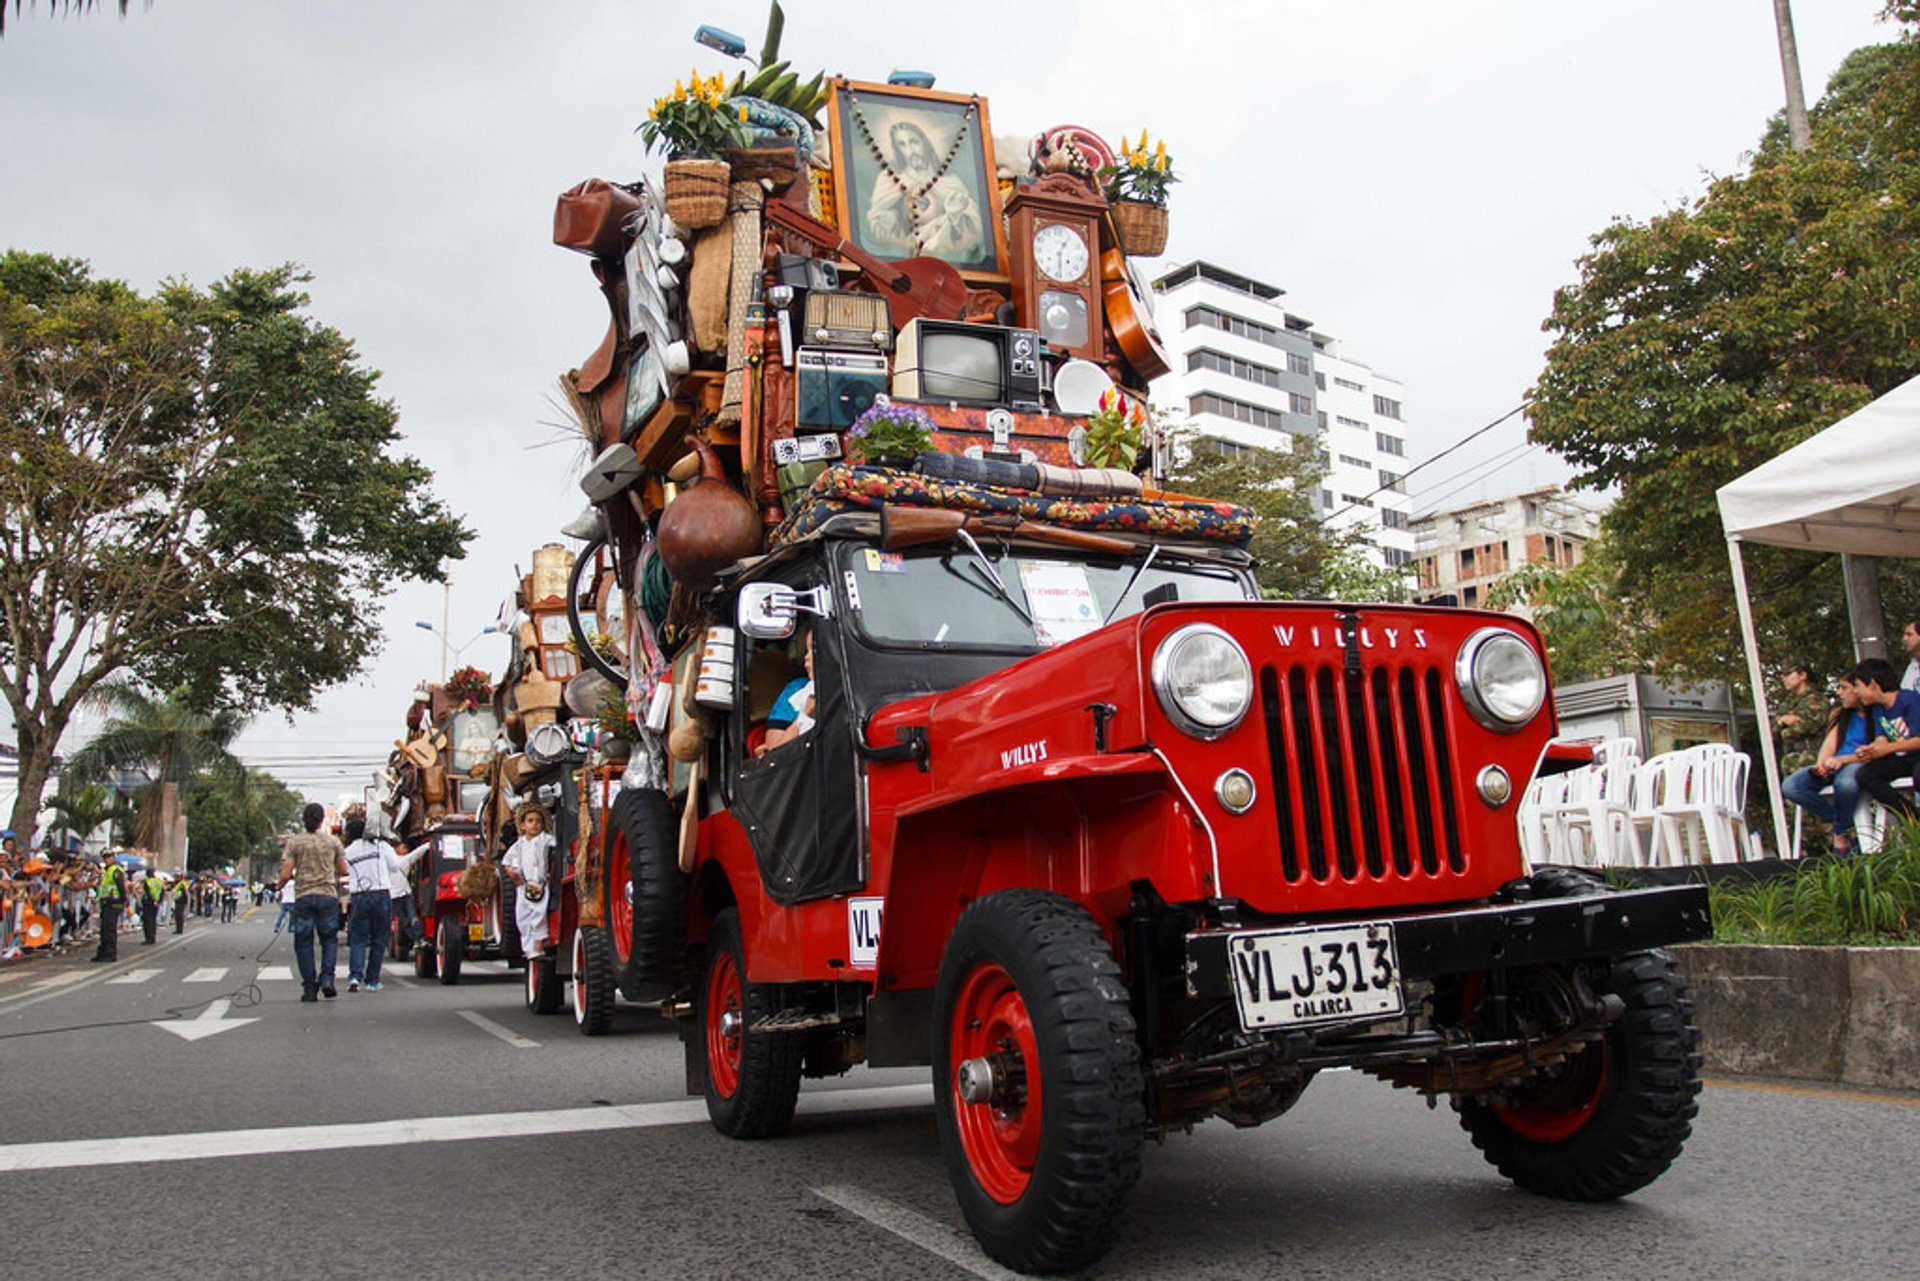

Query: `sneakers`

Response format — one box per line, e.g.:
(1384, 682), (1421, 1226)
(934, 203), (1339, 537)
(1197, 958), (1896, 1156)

(321, 984), (338, 999)
(347, 978), (361, 993)
(300, 991), (318, 1003)
(365, 981), (384, 991)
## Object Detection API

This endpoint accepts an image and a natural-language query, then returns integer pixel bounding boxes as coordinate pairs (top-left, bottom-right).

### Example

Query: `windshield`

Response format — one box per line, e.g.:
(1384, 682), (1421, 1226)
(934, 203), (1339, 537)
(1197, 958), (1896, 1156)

(846, 545), (1251, 649)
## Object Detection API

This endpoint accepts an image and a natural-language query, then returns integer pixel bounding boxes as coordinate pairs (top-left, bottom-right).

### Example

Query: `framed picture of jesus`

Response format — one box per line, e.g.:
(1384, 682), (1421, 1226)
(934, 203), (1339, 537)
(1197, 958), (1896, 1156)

(826, 79), (1009, 282)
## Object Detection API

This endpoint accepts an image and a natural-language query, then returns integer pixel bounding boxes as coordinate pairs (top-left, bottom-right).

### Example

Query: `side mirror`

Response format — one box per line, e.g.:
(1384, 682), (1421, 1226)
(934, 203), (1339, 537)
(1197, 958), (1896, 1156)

(737, 583), (832, 640)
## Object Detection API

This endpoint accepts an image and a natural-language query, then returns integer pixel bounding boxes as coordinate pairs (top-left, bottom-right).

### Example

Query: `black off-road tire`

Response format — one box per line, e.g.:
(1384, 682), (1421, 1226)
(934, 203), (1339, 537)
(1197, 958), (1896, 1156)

(437, 914), (465, 985)
(526, 950), (563, 1015)
(610, 787), (685, 1002)
(415, 940), (437, 979)
(1458, 867), (1702, 1200)
(699, 907), (803, 1139)
(572, 925), (616, 1035)
(932, 889), (1145, 1275)
(500, 879), (525, 966)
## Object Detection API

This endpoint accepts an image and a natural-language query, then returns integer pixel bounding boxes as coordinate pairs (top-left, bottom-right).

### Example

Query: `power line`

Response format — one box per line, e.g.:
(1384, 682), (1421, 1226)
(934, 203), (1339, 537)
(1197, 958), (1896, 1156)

(1327, 402), (1528, 523)
(1411, 443), (1545, 518)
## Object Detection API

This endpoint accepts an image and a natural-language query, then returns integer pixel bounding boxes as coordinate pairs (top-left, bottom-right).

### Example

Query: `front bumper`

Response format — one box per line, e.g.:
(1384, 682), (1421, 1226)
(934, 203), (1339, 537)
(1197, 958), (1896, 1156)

(1185, 883), (1712, 1000)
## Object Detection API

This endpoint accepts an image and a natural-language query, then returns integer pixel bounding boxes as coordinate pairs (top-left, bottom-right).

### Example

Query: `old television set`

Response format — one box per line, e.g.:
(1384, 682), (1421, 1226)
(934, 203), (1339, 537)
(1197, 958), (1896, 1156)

(891, 319), (1044, 412)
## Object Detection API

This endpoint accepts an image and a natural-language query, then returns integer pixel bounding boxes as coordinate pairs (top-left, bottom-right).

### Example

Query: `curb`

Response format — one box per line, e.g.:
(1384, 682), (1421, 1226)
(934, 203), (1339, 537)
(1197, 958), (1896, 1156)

(1676, 944), (1920, 1092)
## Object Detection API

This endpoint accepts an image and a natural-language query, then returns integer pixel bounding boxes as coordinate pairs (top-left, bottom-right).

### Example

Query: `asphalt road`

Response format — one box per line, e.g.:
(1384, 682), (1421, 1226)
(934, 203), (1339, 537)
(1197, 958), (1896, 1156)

(2, 907), (1914, 1279)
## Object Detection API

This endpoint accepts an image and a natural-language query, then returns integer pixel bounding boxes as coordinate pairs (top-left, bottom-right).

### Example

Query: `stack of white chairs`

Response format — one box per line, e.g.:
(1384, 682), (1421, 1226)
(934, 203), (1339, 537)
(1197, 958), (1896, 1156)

(1518, 738), (1643, 867)
(1639, 743), (1755, 866)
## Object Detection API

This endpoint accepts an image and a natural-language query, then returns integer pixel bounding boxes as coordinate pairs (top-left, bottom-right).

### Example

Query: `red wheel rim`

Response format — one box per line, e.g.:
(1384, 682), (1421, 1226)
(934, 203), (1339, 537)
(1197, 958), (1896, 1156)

(705, 946), (743, 1099)
(1491, 1042), (1610, 1141)
(1460, 971), (1611, 1143)
(609, 831), (633, 967)
(949, 961), (1043, 1204)
(572, 930), (588, 1022)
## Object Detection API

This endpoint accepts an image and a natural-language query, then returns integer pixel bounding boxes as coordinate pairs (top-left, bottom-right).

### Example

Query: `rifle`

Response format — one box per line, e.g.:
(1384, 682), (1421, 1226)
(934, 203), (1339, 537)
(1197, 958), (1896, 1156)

(878, 505), (1138, 556)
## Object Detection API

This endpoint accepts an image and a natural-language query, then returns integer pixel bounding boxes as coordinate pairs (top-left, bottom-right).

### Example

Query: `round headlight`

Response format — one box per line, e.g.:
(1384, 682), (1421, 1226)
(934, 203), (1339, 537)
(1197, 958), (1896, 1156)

(1455, 628), (1546, 731)
(1152, 624), (1253, 739)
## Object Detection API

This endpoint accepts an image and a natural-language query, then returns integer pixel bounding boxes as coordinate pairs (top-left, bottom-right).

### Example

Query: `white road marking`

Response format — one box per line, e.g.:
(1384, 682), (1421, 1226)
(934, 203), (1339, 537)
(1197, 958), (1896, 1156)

(106, 968), (163, 985)
(256, 966), (294, 982)
(30, 972), (87, 991)
(154, 998), (257, 1042)
(183, 967), (228, 983)
(812, 1185), (1023, 1281)
(0, 1082), (933, 1173)
(0, 972), (26, 984)
(456, 1009), (540, 1048)
(0, 932), (198, 1012)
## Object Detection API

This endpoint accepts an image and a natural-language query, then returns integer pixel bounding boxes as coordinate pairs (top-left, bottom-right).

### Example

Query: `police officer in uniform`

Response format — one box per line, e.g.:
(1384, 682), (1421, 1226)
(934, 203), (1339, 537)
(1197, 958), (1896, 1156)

(90, 860), (127, 962)
(139, 869), (166, 945)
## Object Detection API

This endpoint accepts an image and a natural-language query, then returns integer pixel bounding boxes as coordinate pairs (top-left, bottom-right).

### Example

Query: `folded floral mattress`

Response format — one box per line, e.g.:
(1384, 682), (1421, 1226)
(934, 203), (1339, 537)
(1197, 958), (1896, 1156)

(770, 464), (1258, 548)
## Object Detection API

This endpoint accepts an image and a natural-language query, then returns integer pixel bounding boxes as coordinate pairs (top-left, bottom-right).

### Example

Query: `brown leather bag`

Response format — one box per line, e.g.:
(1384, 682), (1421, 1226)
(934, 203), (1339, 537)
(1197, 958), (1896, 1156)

(554, 178), (642, 260)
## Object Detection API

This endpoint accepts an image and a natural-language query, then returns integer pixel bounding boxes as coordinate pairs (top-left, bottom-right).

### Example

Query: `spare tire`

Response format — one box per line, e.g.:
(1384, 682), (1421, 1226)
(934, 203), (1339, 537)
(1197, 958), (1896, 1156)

(608, 786), (685, 1002)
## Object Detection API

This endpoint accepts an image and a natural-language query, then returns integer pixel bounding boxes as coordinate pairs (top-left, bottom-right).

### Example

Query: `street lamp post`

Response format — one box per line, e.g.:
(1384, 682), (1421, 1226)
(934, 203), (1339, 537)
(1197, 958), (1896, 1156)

(414, 620), (501, 682)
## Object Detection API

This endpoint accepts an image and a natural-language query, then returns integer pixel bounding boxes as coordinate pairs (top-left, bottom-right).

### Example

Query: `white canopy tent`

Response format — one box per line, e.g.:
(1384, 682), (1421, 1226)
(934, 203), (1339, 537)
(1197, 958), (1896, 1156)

(1716, 372), (1920, 858)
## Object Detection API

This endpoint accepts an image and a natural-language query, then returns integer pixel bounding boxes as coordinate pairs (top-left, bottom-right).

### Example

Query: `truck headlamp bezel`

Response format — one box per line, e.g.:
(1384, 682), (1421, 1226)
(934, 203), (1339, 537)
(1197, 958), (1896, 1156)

(1151, 623), (1253, 740)
(1454, 627), (1547, 732)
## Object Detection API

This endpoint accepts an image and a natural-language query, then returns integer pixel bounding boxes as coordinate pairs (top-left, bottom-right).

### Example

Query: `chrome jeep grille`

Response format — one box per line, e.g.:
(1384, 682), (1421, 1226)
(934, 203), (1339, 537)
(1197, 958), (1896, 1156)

(1258, 661), (1464, 884)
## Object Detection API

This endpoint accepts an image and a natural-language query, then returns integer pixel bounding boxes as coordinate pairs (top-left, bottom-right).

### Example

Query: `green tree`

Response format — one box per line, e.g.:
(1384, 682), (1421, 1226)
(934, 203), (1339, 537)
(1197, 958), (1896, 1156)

(1158, 427), (1385, 601)
(1483, 536), (1651, 684)
(0, 254), (470, 842)
(181, 768), (300, 873)
(0, 2), (137, 37)
(64, 680), (245, 853)
(1527, 25), (1920, 686)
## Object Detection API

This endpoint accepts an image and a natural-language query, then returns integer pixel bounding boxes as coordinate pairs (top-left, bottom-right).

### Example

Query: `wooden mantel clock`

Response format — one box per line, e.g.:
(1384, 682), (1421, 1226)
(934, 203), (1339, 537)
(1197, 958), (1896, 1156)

(1005, 178), (1106, 364)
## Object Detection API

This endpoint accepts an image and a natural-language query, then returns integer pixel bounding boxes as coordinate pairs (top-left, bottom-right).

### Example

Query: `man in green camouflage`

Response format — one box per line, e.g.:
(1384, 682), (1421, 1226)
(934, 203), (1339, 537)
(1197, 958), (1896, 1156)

(1774, 664), (1830, 776)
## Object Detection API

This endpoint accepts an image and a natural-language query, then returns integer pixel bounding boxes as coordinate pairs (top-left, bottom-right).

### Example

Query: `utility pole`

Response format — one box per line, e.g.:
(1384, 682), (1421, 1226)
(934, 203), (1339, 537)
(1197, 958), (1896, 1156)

(1772, 0), (1885, 657)
(1772, 0), (1812, 151)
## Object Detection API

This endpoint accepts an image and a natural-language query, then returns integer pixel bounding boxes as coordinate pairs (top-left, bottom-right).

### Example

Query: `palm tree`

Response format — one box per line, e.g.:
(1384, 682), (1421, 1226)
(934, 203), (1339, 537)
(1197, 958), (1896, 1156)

(42, 781), (134, 853)
(65, 680), (246, 858)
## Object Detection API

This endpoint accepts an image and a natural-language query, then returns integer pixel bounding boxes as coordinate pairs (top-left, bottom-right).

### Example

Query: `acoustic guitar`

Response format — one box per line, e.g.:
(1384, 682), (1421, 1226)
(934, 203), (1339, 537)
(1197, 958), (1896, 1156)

(1099, 246), (1172, 381)
(764, 201), (969, 331)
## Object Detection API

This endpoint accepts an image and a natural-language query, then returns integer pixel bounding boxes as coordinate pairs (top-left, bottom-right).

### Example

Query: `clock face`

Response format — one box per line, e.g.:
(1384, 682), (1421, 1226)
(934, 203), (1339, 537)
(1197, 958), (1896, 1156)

(1032, 223), (1090, 284)
(537, 612), (570, 645)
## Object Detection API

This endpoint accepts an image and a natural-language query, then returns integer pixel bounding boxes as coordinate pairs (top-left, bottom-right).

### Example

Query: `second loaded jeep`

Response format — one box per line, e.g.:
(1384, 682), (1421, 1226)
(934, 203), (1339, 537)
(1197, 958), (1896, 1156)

(613, 497), (1710, 1275)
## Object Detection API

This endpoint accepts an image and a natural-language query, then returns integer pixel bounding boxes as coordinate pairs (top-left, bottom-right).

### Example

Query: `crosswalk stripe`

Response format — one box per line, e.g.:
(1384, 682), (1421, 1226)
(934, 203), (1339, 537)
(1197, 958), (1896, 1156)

(106, 968), (163, 985)
(183, 967), (228, 983)
(31, 972), (87, 991)
(256, 966), (294, 982)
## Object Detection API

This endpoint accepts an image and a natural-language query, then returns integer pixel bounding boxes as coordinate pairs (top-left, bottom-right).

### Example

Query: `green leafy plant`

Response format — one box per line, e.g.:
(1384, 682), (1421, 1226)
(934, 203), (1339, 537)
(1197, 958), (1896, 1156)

(1098, 130), (1178, 207)
(638, 70), (750, 159)
(1708, 823), (1920, 944)
(596, 689), (639, 743)
(1083, 386), (1148, 469)
(846, 400), (936, 465)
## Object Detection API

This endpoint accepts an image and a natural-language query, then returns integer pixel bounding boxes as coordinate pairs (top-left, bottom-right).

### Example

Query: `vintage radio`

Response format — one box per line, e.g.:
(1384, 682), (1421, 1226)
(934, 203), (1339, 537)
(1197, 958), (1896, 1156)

(801, 289), (893, 351)
(891, 318), (1044, 412)
(794, 347), (890, 432)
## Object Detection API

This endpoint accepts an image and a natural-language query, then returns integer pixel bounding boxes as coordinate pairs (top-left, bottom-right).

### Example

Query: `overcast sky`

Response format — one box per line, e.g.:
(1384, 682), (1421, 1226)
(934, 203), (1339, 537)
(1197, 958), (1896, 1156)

(0, 0), (1896, 802)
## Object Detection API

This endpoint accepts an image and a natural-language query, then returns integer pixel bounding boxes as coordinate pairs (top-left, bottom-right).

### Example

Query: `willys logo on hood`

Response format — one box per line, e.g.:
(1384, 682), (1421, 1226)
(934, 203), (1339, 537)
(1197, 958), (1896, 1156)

(1274, 624), (1428, 650)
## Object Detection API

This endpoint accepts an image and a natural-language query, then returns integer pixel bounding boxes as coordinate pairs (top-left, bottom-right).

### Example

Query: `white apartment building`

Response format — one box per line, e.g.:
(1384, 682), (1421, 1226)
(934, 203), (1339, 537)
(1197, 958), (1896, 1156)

(1147, 260), (1415, 570)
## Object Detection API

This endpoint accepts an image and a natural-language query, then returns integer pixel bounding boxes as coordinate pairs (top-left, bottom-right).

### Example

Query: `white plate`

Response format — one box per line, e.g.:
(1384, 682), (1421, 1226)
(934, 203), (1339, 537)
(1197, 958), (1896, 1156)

(1227, 920), (1404, 1030)
(1052, 359), (1112, 416)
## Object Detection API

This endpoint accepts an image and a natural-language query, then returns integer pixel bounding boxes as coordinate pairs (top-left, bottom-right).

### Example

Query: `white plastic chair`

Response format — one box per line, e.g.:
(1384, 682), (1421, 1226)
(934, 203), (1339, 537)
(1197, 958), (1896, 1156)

(1653, 747), (1752, 864)
(1517, 772), (1569, 866)
(1561, 757), (1643, 867)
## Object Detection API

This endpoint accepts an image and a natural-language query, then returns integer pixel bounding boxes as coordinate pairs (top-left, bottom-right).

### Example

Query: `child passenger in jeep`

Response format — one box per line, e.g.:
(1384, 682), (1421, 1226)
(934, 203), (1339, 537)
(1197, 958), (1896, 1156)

(756, 627), (815, 756)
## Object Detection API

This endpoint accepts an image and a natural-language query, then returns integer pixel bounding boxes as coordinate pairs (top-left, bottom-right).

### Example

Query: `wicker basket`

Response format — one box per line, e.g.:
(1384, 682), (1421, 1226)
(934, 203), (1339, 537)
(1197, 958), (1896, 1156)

(726, 142), (799, 190)
(663, 157), (731, 229)
(1111, 199), (1169, 258)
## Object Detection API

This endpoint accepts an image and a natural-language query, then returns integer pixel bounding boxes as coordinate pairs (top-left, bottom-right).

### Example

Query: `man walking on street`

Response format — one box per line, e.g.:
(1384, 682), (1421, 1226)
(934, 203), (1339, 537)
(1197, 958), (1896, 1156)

(281, 803), (349, 1002)
(341, 819), (426, 992)
(138, 868), (166, 945)
(90, 860), (126, 962)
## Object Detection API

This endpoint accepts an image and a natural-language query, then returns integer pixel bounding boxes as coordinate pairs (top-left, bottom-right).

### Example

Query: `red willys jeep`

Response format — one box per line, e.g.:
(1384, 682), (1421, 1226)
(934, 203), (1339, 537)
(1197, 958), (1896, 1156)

(616, 499), (1710, 1275)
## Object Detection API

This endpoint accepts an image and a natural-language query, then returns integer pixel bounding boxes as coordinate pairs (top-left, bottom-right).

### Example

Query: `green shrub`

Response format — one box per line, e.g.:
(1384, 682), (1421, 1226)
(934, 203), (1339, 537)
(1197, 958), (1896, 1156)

(1709, 820), (1920, 945)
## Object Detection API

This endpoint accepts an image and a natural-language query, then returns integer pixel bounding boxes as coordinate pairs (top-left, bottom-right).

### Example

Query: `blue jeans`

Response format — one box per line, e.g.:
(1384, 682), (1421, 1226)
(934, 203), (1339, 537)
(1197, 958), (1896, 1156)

(1783, 764), (1865, 839)
(391, 894), (420, 949)
(274, 902), (293, 932)
(291, 895), (342, 996)
(347, 891), (392, 985)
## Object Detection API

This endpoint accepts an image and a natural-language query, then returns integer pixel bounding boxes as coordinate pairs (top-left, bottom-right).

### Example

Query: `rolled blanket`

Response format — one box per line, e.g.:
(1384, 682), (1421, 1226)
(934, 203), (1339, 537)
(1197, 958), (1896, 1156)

(1033, 463), (1143, 499)
(457, 860), (500, 903)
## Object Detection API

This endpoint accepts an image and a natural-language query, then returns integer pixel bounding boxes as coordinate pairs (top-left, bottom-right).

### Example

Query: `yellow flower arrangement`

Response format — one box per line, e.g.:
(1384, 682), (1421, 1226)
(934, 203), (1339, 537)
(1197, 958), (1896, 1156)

(1099, 129), (1178, 208)
(638, 69), (749, 159)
